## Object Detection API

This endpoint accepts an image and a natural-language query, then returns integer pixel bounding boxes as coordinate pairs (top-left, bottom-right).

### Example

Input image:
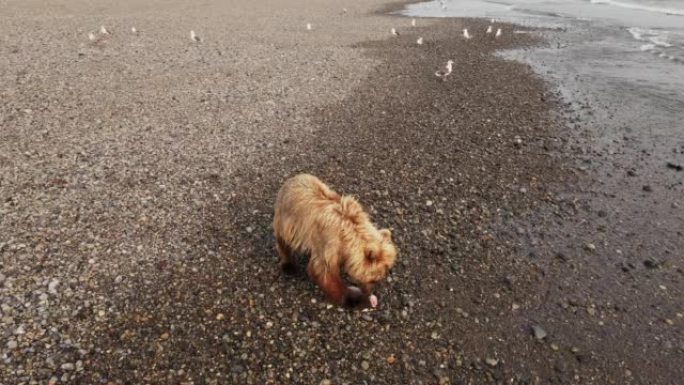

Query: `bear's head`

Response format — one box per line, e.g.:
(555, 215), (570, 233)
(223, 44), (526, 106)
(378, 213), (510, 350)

(348, 228), (397, 295)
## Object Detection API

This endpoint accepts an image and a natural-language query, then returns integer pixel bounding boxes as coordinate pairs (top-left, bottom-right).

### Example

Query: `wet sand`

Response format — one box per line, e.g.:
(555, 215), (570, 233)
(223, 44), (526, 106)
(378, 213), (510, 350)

(0, 0), (682, 384)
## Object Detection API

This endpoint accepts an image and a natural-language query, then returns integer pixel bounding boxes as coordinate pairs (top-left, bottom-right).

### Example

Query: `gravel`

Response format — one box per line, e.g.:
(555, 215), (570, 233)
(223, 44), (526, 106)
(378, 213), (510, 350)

(1, 0), (682, 384)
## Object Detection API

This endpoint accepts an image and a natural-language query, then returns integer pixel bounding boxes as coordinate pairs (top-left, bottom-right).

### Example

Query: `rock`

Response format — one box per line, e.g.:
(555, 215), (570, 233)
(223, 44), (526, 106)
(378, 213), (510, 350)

(431, 331), (439, 339)
(584, 243), (596, 251)
(160, 333), (170, 340)
(361, 361), (370, 370)
(426, 200), (433, 207)
(246, 226), (254, 233)
(485, 358), (499, 367)
(61, 363), (75, 371)
(320, 380), (332, 385)
(642, 185), (653, 192)
(48, 279), (59, 294)
(386, 355), (396, 365)
(216, 313), (225, 320)
(666, 162), (682, 171)
(7, 339), (18, 350)
(532, 325), (547, 340)
(643, 259), (659, 269)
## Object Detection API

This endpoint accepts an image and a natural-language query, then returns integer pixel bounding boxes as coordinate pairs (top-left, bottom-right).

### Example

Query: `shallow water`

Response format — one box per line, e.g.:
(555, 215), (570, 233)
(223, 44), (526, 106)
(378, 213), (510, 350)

(401, 0), (684, 141)
(402, 0), (684, 61)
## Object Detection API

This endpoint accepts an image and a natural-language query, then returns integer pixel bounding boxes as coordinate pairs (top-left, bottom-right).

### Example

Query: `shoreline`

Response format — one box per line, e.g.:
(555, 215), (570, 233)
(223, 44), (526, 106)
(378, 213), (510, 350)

(1, 0), (682, 384)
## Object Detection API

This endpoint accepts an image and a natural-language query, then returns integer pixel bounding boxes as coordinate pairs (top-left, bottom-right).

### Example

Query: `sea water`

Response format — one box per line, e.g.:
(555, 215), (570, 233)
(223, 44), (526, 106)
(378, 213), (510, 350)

(402, 0), (684, 61)
(401, 0), (684, 141)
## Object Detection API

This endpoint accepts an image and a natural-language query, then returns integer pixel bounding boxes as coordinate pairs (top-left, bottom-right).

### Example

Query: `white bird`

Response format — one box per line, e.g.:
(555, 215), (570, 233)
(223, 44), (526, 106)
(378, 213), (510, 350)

(435, 60), (454, 81)
(417, 37), (424, 45)
(88, 32), (96, 41)
(411, 19), (416, 27)
(190, 30), (201, 42)
(391, 28), (399, 36)
(131, 27), (137, 34)
(486, 25), (492, 34)
(306, 23), (312, 31)
(495, 28), (502, 38)
(100, 25), (110, 35)
(463, 29), (471, 39)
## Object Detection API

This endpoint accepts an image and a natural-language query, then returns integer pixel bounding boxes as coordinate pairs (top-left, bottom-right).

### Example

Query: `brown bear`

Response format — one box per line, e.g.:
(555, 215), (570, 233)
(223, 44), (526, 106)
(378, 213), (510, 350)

(273, 173), (397, 308)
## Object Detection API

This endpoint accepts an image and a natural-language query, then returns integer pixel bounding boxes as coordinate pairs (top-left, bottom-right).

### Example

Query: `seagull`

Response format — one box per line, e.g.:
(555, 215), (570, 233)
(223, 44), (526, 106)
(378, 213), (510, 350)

(417, 37), (424, 45)
(435, 60), (454, 81)
(88, 32), (96, 41)
(306, 23), (312, 31)
(486, 25), (492, 34)
(391, 28), (399, 36)
(463, 29), (471, 39)
(495, 28), (502, 38)
(100, 25), (110, 35)
(131, 27), (137, 34)
(190, 30), (201, 42)
(411, 18), (416, 27)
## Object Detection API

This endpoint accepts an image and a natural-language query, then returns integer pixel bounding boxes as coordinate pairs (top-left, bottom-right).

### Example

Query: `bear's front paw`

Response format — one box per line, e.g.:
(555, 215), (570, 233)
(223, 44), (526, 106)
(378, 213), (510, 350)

(344, 286), (375, 309)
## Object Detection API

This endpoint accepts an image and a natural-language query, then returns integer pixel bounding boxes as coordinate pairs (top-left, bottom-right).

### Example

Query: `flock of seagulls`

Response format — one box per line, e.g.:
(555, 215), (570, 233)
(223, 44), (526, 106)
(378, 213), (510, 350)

(87, 12), (506, 85)
(383, 17), (506, 82)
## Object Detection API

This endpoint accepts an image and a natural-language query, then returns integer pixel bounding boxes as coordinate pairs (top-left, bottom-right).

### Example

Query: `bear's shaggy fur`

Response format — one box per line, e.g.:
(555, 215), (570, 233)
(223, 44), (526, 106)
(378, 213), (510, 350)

(273, 174), (397, 307)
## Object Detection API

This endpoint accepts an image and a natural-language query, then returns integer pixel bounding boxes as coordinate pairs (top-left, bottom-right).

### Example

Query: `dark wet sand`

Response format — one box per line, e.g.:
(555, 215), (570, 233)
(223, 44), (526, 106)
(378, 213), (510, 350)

(1, 0), (682, 384)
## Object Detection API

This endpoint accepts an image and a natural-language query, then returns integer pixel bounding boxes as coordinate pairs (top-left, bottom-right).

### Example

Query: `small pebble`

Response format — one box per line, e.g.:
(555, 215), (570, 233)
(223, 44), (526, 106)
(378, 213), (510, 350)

(532, 325), (547, 340)
(485, 358), (499, 367)
(361, 361), (370, 370)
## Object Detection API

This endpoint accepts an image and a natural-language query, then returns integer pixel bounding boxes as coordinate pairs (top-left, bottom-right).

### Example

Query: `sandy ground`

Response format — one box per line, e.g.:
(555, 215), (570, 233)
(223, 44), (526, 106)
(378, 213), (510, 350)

(1, 0), (682, 384)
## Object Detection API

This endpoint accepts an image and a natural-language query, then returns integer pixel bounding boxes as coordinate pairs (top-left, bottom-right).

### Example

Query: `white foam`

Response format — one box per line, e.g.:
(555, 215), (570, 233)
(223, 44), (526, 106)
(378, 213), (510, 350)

(590, 0), (684, 16)
(627, 27), (673, 47)
(640, 43), (655, 51)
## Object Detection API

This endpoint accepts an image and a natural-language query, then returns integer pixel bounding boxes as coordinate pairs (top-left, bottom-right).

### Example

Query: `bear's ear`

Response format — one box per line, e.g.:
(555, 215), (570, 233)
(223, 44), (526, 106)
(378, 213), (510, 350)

(380, 229), (392, 241)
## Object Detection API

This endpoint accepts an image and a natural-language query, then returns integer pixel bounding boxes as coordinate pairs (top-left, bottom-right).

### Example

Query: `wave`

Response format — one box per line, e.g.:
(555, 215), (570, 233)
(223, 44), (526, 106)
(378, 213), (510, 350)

(589, 0), (684, 16)
(628, 27), (674, 47)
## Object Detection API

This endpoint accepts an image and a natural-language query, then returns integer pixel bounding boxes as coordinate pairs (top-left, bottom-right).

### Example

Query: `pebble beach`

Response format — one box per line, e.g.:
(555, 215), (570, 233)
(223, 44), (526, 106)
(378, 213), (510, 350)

(1, 0), (682, 384)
